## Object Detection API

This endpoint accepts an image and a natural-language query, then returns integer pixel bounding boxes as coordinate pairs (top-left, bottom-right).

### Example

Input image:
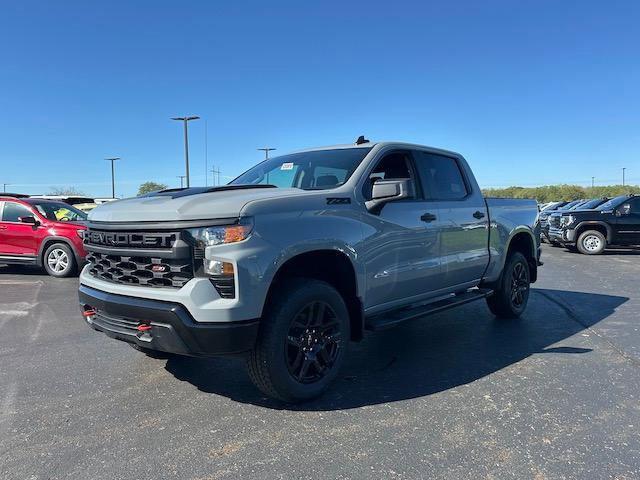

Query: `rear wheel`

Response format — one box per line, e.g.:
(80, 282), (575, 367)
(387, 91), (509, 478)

(486, 251), (530, 319)
(43, 243), (76, 277)
(576, 230), (606, 255)
(247, 279), (349, 403)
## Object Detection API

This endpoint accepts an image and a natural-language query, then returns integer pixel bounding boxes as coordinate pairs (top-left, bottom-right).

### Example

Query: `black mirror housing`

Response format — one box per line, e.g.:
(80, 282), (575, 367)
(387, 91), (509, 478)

(19, 216), (39, 225)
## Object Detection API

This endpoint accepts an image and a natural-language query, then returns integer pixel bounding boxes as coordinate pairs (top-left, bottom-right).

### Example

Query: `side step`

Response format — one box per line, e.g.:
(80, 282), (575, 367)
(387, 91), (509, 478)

(365, 288), (493, 331)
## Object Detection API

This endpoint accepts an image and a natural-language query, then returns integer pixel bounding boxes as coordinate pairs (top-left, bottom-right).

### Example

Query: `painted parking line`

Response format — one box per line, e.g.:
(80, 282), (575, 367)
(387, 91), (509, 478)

(0, 280), (44, 286)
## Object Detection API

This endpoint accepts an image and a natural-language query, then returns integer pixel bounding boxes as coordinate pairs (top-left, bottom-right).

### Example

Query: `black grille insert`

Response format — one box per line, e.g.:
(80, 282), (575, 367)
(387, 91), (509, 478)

(87, 251), (193, 288)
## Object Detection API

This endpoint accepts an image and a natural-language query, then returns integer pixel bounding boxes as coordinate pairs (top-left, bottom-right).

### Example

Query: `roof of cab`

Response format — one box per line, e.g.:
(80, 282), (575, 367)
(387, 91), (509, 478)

(288, 141), (463, 158)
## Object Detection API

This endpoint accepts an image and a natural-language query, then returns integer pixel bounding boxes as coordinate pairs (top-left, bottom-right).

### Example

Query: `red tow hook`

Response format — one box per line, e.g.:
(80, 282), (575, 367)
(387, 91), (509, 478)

(137, 324), (152, 332)
(82, 309), (96, 317)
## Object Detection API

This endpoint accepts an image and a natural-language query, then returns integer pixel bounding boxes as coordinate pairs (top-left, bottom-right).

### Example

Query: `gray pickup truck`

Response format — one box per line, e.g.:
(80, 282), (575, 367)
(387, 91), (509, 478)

(79, 139), (541, 402)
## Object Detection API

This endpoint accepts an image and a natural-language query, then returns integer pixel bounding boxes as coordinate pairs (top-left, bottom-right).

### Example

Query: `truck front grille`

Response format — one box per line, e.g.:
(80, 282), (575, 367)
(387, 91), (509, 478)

(86, 252), (194, 288)
(549, 216), (561, 228)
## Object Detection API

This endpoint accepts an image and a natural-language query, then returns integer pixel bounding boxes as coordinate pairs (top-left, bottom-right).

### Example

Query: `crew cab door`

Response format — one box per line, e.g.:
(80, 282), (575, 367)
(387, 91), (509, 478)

(0, 201), (40, 257)
(360, 149), (442, 311)
(412, 150), (489, 289)
(614, 197), (640, 244)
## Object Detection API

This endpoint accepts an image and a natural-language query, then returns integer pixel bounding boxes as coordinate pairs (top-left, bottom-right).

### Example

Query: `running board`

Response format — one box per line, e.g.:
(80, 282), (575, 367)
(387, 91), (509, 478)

(365, 288), (493, 331)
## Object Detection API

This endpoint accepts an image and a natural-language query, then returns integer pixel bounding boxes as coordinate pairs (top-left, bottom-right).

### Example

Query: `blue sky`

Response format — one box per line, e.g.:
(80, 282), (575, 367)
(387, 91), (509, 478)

(0, 0), (638, 197)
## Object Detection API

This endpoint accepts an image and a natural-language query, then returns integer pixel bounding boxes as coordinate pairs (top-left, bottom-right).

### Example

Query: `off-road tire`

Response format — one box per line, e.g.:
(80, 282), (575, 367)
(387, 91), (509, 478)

(576, 230), (606, 255)
(486, 251), (531, 319)
(247, 279), (350, 403)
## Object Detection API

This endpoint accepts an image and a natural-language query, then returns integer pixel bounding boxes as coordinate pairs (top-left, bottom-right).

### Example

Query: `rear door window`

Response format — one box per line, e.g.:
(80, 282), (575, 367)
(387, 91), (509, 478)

(413, 152), (469, 200)
(1, 202), (33, 222)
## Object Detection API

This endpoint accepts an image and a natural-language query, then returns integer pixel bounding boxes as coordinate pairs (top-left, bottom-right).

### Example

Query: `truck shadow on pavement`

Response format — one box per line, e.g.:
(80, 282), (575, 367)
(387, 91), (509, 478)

(164, 288), (627, 410)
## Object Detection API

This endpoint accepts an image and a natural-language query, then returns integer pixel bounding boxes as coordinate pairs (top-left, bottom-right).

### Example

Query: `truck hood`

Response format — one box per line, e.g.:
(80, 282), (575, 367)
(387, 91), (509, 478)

(88, 186), (305, 222)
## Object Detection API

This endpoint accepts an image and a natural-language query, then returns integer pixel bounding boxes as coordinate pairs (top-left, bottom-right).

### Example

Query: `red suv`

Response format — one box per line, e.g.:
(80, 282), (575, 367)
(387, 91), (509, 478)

(0, 194), (88, 277)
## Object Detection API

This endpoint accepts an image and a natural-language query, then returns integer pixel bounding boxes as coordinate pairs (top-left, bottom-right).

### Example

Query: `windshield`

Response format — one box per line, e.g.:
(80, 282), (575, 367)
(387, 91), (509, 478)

(597, 195), (629, 211)
(230, 148), (372, 190)
(543, 202), (567, 212)
(558, 200), (582, 211)
(568, 200), (588, 210)
(576, 198), (607, 210)
(30, 201), (88, 221)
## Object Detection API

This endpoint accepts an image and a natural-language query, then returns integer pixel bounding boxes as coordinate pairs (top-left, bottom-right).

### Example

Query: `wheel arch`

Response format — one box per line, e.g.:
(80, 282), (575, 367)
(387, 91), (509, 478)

(37, 236), (82, 267)
(504, 229), (538, 283)
(574, 221), (611, 243)
(263, 248), (364, 341)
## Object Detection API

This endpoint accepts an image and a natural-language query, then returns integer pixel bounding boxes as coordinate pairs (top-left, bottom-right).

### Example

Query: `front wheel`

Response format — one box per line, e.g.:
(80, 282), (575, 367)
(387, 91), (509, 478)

(43, 243), (77, 277)
(576, 230), (606, 255)
(486, 251), (531, 319)
(247, 279), (350, 403)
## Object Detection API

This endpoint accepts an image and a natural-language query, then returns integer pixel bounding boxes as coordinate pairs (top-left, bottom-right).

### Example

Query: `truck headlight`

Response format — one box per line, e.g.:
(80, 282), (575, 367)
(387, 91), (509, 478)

(560, 215), (575, 227)
(185, 217), (253, 248)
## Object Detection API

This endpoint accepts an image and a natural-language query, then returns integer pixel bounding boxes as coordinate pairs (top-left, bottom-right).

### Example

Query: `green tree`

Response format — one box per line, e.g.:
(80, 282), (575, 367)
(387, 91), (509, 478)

(482, 184), (640, 203)
(138, 181), (168, 196)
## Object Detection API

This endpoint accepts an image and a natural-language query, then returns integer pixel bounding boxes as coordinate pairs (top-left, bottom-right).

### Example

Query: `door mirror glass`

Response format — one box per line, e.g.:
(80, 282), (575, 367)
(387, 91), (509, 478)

(19, 215), (38, 225)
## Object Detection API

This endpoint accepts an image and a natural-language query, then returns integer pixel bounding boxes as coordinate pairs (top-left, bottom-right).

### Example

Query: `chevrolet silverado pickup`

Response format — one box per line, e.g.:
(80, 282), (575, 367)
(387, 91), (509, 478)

(79, 139), (541, 402)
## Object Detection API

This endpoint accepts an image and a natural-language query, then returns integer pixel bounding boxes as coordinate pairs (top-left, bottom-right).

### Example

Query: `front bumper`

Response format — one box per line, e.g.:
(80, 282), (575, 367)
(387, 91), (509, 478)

(79, 285), (259, 356)
(548, 227), (577, 244)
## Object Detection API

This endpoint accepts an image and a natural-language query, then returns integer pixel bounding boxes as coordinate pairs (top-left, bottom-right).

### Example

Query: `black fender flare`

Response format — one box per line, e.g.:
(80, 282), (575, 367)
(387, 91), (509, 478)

(37, 236), (83, 267)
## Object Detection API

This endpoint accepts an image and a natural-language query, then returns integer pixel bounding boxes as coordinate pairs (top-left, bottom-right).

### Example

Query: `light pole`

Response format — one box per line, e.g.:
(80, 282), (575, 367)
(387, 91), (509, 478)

(257, 147), (276, 160)
(2, 183), (9, 193)
(105, 157), (121, 199)
(171, 116), (200, 187)
(591, 176), (595, 188)
(177, 175), (186, 188)
(622, 167), (626, 186)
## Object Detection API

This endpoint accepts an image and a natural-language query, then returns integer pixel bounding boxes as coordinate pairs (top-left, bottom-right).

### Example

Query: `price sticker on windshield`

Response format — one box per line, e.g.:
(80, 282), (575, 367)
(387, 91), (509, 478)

(280, 162), (294, 171)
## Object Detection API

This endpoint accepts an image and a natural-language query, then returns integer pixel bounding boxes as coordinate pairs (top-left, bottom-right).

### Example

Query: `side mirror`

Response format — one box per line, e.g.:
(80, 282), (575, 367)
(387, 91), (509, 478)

(19, 216), (39, 226)
(365, 178), (414, 214)
(616, 204), (630, 216)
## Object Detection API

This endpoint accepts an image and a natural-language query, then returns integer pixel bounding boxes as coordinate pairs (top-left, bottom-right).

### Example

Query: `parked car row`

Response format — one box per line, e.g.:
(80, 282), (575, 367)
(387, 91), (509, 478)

(539, 194), (640, 254)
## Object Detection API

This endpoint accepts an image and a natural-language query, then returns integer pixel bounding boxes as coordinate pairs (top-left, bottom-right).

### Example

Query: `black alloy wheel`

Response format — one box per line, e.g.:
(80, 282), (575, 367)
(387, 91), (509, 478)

(509, 260), (529, 309)
(285, 301), (341, 384)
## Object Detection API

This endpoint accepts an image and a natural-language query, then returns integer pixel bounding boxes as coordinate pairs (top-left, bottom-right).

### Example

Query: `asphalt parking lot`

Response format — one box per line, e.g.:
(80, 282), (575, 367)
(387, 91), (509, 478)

(1, 244), (639, 480)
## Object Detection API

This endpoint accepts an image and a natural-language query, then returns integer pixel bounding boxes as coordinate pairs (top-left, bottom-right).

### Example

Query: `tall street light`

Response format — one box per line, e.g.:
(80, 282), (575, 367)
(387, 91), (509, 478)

(177, 175), (186, 188)
(2, 183), (10, 193)
(171, 116), (200, 187)
(105, 157), (121, 199)
(622, 167), (626, 186)
(258, 147), (276, 160)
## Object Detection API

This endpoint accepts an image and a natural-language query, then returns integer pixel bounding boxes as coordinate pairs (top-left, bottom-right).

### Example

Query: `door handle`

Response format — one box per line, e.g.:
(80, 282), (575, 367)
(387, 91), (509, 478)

(0, 226), (6, 230)
(473, 211), (485, 219)
(421, 212), (437, 223)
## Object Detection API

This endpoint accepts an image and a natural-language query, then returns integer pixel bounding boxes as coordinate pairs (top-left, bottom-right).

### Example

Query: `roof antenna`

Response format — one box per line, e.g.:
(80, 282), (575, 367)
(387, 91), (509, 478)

(355, 135), (370, 145)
